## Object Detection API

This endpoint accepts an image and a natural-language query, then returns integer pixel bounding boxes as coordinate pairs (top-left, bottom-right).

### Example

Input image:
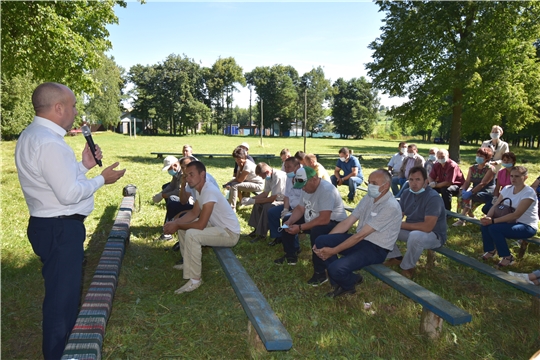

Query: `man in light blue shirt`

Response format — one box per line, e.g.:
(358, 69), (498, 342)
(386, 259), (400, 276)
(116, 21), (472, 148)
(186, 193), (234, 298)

(330, 147), (364, 201)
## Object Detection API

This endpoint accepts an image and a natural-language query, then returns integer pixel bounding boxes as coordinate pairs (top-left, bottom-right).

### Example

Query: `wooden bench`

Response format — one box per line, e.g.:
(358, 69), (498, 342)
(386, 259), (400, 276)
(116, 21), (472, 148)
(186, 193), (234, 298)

(62, 192), (136, 360)
(446, 210), (540, 258)
(151, 152), (277, 162)
(315, 153), (394, 161)
(213, 247), (292, 351)
(364, 264), (472, 338)
(432, 246), (540, 316)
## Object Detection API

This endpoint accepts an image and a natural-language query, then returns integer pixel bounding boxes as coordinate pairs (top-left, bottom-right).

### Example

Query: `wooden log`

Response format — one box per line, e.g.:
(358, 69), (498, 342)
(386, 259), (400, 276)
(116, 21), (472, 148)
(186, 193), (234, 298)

(419, 308), (443, 339)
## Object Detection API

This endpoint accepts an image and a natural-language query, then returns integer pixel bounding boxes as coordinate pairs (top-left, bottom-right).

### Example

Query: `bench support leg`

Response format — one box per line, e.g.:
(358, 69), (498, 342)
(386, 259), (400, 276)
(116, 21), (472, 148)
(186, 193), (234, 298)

(517, 241), (528, 259)
(426, 250), (436, 269)
(419, 308), (443, 339)
(533, 297), (540, 318)
(247, 321), (266, 352)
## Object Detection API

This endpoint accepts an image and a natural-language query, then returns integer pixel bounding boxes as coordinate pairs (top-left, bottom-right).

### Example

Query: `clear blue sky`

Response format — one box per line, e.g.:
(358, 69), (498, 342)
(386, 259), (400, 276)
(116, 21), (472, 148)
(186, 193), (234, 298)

(107, 1), (405, 108)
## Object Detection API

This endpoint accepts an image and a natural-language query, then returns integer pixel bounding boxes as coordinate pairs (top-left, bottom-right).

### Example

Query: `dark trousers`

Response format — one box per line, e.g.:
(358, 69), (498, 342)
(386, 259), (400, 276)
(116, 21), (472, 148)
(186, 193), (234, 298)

(315, 234), (389, 290)
(281, 218), (339, 273)
(28, 216), (86, 360)
(162, 183), (193, 223)
(433, 185), (460, 210)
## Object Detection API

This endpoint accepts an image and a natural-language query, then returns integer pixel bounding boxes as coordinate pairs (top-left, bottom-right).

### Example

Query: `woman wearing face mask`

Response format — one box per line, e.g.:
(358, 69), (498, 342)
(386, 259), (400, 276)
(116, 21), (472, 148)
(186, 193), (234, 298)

(481, 125), (510, 171)
(482, 152), (517, 214)
(453, 147), (496, 226)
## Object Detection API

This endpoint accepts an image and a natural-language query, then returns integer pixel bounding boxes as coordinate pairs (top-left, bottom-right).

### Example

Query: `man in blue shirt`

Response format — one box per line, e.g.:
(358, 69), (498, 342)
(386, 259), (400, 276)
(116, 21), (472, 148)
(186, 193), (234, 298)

(330, 147), (364, 201)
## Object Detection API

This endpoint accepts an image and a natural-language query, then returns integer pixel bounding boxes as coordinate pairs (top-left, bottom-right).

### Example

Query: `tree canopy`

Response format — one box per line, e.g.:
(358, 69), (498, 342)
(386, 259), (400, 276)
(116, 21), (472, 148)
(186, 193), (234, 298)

(367, 0), (540, 160)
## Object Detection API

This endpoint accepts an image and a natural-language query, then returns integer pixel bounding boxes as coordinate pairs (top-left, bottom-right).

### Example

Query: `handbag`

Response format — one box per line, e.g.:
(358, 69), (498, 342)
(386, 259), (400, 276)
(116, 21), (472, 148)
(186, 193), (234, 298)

(492, 197), (516, 223)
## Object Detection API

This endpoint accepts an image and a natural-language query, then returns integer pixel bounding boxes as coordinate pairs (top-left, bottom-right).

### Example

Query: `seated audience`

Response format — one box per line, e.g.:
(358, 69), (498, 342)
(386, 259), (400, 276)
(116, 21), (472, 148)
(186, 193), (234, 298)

(508, 270), (540, 286)
(267, 157), (303, 247)
(398, 144), (425, 186)
(313, 169), (402, 297)
(244, 163), (287, 242)
(330, 147), (364, 201)
(275, 167), (348, 279)
(480, 166), (538, 267)
(304, 153), (331, 182)
(280, 148), (291, 171)
(481, 125), (510, 171)
(453, 147), (496, 226)
(294, 150), (306, 166)
(531, 174), (540, 219)
(163, 161), (240, 294)
(225, 147), (264, 210)
(482, 151), (516, 214)
(233, 142), (254, 177)
(396, 147), (437, 198)
(429, 149), (465, 211)
(388, 141), (407, 195)
(385, 166), (447, 278)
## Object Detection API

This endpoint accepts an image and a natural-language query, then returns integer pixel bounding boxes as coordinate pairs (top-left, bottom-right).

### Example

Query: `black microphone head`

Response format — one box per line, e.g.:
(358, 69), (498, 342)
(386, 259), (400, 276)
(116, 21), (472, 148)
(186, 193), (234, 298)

(81, 125), (91, 137)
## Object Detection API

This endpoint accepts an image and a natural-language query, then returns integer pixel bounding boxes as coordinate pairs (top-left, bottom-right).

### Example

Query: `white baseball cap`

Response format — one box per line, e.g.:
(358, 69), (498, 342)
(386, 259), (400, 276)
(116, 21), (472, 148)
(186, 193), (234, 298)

(162, 155), (179, 171)
(240, 142), (250, 150)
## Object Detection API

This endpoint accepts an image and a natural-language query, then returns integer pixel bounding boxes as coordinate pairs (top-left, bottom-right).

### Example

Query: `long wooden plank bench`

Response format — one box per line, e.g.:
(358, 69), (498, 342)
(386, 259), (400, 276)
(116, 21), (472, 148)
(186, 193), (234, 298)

(61, 193), (136, 360)
(446, 210), (540, 258)
(213, 247), (292, 351)
(432, 246), (540, 315)
(364, 264), (471, 338)
(151, 152), (277, 161)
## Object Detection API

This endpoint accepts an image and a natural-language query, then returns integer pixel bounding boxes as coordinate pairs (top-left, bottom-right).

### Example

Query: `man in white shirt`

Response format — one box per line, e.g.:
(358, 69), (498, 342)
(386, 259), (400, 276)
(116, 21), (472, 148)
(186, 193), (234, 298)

(164, 161), (241, 294)
(388, 141), (407, 195)
(15, 82), (126, 360)
(244, 163), (287, 242)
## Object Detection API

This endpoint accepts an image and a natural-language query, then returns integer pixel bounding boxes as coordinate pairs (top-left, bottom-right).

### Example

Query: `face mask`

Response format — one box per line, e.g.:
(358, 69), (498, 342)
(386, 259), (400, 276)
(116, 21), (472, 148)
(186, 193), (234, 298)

(401, 147), (407, 154)
(475, 156), (485, 164)
(407, 152), (415, 158)
(339, 157), (347, 162)
(168, 169), (177, 176)
(367, 184), (381, 198)
(286, 172), (295, 178)
(501, 162), (513, 168)
(409, 187), (425, 195)
(428, 155), (436, 161)
(265, 174), (271, 181)
(490, 132), (500, 139)
(437, 158), (447, 164)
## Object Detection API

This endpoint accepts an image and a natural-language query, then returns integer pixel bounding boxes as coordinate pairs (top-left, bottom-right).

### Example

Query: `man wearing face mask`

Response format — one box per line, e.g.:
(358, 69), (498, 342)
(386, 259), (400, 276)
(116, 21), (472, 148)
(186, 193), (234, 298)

(275, 167), (348, 286)
(481, 125), (510, 172)
(385, 166), (447, 278)
(388, 142), (408, 195)
(398, 144), (425, 185)
(244, 162), (287, 242)
(331, 147), (364, 201)
(428, 149), (465, 211)
(312, 170), (402, 297)
(267, 157), (304, 247)
(395, 147), (438, 198)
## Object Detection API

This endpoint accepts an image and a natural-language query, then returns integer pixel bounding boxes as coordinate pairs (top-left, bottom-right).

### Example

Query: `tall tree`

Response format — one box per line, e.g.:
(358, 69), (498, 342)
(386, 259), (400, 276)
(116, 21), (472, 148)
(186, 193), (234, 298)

(367, 1), (540, 161)
(297, 67), (332, 137)
(246, 65), (299, 135)
(85, 55), (125, 129)
(331, 77), (379, 139)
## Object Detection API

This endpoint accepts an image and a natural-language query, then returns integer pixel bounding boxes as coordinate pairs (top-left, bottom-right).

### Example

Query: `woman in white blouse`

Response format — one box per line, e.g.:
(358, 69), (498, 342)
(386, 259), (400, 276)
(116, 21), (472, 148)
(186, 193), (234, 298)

(225, 146), (264, 211)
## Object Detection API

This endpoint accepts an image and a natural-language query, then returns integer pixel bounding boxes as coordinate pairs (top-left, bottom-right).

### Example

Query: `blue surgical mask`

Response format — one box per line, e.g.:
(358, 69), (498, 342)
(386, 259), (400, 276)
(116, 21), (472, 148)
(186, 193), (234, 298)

(265, 174), (271, 181)
(490, 132), (500, 140)
(428, 155), (436, 161)
(367, 184), (381, 198)
(409, 187), (425, 195)
(286, 172), (295, 178)
(437, 158), (447, 164)
(168, 169), (178, 176)
(501, 162), (513, 168)
(475, 156), (485, 164)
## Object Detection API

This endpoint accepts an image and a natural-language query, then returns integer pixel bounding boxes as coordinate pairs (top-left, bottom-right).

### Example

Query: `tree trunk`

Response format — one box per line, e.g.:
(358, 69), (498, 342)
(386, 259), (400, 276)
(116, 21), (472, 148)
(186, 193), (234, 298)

(449, 87), (462, 162)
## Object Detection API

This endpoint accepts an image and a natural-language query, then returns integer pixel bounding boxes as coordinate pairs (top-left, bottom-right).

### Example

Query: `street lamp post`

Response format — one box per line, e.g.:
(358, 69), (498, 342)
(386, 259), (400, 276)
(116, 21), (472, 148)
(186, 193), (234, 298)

(248, 85), (253, 131)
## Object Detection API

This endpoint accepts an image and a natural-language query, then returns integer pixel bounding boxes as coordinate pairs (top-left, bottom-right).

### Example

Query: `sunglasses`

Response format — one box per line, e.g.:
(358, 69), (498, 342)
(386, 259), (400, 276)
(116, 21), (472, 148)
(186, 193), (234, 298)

(295, 178), (306, 183)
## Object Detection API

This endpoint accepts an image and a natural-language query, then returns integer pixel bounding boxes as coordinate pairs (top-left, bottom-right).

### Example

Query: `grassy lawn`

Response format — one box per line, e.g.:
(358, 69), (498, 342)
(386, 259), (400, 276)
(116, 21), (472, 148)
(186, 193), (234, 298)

(2, 133), (539, 359)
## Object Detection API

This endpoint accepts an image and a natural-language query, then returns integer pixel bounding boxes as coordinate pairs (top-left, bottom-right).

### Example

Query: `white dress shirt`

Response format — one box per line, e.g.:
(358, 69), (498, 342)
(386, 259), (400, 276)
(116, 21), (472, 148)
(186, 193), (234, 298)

(15, 116), (105, 217)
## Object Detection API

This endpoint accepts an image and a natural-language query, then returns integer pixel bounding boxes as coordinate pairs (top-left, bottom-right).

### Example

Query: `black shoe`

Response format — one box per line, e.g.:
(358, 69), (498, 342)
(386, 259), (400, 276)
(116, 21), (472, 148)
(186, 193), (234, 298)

(250, 235), (265, 243)
(175, 258), (183, 265)
(297, 248), (302, 255)
(326, 275), (363, 298)
(307, 273), (328, 287)
(274, 256), (297, 265)
(247, 230), (257, 238)
(268, 238), (282, 246)
(172, 241), (180, 252)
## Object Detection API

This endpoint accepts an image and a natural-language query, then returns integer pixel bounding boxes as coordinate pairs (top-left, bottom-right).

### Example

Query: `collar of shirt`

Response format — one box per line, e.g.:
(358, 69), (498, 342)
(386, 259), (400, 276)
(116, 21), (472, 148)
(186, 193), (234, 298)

(33, 116), (67, 137)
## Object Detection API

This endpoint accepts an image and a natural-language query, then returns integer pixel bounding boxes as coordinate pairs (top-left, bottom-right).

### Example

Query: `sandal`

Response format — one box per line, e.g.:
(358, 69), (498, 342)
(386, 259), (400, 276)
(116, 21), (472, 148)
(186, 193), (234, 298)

(497, 255), (515, 267)
(481, 250), (496, 261)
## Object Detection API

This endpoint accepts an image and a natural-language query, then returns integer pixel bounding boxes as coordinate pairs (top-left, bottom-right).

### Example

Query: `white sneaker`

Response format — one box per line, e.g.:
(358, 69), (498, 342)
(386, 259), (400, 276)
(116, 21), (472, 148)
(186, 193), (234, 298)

(452, 220), (466, 227)
(172, 264), (183, 270)
(174, 279), (203, 294)
(508, 271), (535, 285)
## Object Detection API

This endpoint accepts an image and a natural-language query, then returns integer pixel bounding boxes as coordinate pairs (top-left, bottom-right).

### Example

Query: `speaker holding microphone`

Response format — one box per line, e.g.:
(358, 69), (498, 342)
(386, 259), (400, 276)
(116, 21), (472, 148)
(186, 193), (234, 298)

(81, 124), (102, 167)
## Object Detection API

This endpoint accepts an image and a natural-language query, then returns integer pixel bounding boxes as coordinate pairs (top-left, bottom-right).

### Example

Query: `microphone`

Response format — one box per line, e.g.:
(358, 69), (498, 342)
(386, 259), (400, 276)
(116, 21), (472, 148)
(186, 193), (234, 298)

(81, 124), (102, 167)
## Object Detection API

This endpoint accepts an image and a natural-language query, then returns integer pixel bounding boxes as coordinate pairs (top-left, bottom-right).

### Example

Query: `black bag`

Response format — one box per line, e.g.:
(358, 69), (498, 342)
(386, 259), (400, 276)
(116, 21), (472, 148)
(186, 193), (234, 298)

(123, 184), (137, 197)
(492, 197), (516, 223)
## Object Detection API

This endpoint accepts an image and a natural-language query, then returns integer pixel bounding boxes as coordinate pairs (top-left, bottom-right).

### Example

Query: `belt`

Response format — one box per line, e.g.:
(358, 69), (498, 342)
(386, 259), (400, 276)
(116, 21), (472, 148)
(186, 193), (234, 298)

(55, 214), (87, 222)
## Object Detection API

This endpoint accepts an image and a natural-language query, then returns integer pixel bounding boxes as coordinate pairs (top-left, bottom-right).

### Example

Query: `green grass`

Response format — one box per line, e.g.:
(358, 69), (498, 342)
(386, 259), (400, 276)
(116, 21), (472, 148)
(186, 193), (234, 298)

(2, 133), (539, 359)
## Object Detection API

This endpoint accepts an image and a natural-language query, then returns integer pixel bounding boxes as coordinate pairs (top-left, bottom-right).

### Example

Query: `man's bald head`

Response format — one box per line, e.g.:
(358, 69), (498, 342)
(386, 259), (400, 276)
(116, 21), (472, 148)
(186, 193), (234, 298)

(32, 83), (71, 115)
